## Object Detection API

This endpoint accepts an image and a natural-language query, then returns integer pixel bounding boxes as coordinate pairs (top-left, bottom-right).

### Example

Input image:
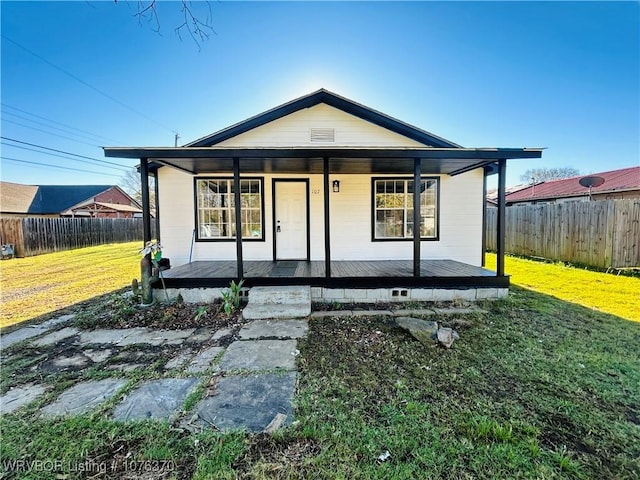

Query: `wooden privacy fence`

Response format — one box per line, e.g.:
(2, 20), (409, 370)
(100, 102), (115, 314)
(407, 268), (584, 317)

(485, 199), (640, 269)
(0, 217), (155, 257)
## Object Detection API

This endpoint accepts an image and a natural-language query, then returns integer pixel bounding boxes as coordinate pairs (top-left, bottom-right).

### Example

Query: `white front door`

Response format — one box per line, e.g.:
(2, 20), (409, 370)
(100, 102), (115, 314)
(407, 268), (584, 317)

(274, 181), (308, 260)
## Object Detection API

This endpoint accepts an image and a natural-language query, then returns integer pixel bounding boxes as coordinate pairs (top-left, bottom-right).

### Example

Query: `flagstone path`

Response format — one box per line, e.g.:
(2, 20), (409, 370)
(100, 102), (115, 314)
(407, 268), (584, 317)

(1, 307), (483, 431)
(0, 315), (306, 432)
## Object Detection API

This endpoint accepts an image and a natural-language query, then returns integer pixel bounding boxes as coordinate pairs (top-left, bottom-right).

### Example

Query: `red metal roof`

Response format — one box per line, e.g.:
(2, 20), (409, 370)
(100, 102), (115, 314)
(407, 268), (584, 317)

(506, 166), (640, 202)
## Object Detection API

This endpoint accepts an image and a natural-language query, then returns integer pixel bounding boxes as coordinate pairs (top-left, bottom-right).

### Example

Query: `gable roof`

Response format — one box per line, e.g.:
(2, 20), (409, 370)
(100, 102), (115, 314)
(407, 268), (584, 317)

(62, 202), (143, 216)
(186, 89), (461, 149)
(0, 182), (39, 213)
(0, 182), (114, 214)
(506, 166), (640, 203)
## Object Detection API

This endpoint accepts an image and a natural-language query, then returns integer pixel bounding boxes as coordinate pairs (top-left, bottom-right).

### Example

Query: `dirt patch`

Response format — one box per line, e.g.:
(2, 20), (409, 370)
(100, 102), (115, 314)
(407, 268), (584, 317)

(233, 433), (322, 477)
(85, 438), (195, 480)
(73, 294), (245, 331)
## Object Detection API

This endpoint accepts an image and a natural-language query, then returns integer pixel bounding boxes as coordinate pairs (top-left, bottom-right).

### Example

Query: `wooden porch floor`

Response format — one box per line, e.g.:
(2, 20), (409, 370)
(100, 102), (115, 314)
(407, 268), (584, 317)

(158, 259), (507, 289)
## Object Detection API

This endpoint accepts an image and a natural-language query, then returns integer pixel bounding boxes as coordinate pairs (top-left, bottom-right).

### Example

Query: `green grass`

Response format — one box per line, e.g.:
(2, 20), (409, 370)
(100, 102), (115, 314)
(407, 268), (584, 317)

(0, 242), (140, 328)
(2, 286), (638, 478)
(485, 253), (640, 322)
(1, 252), (638, 478)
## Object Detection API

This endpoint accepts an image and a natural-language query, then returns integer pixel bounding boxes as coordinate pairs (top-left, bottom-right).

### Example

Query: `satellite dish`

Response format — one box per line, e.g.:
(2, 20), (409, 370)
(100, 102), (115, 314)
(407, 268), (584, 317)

(578, 175), (605, 200)
(579, 176), (605, 188)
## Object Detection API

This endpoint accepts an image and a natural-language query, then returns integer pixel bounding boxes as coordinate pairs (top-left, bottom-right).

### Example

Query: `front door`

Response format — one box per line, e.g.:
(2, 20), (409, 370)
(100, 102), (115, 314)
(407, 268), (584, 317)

(274, 180), (308, 260)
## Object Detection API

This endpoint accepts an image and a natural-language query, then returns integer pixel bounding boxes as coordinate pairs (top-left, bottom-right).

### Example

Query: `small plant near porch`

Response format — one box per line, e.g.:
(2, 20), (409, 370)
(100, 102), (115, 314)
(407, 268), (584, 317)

(221, 279), (245, 315)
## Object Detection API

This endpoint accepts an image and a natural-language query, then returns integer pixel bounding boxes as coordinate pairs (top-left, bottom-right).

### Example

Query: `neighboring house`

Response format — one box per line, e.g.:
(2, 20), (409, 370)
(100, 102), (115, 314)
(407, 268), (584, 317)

(105, 89), (542, 298)
(486, 183), (537, 208)
(505, 166), (640, 206)
(0, 182), (143, 218)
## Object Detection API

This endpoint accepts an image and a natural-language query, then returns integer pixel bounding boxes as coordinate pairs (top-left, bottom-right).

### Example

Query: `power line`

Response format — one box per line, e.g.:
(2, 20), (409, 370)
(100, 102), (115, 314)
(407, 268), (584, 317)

(1, 142), (129, 173)
(3, 119), (102, 147)
(2, 110), (115, 145)
(1, 137), (132, 169)
(0, 156), (121, 177)
(2, 35), (178, 136)
(1, 103), (123, 144)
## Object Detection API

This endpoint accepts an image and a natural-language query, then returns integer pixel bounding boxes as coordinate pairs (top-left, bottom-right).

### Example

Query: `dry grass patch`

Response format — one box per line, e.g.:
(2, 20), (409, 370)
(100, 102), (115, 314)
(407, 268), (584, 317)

(0, 242), (140, 328)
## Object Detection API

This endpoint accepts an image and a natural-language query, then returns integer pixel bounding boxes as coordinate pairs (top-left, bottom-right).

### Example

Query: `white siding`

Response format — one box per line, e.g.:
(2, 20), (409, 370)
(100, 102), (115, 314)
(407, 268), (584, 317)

(158, 168), (483, 267)
(329, 170), (483, 265)
(216, 104), (428, 147)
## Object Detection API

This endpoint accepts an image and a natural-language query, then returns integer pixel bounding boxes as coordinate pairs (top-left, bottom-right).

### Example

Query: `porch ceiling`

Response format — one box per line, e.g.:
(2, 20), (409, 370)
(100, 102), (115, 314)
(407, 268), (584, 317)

(104, 147), (544, 176)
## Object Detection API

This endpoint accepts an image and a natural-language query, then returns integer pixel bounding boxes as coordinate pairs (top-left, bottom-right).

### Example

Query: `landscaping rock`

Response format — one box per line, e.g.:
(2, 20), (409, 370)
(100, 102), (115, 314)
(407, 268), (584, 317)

(195, 372), (296, 432)
(0, 383), (47, 414)
(437, 327), (460, 348)
(396, 317), (438, 345)
(41, 379), (126, 417)
(113, 378), (199, 421)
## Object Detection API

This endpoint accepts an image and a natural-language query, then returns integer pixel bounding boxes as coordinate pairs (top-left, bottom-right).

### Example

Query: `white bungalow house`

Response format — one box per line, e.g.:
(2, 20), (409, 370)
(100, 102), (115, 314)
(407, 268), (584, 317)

(104, 89), (542, 301)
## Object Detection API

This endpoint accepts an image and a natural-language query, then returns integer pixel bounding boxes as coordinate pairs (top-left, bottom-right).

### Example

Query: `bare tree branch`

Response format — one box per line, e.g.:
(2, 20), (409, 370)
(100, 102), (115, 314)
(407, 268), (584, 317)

(135, 0), (161, 33)
(520, 167), (580, 183)
(114, 0), (214, 48)
(175, 1), (215, 50)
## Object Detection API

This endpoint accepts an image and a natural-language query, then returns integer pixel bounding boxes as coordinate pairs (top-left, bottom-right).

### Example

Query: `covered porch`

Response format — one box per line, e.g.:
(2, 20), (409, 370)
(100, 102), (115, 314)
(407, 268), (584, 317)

(104, 146), (543, 298)
(158, 258), (505, 289)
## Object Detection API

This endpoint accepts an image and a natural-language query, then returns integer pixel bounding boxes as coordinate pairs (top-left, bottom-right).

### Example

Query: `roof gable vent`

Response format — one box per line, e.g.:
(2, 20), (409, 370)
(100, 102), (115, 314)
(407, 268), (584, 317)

(310, 128), (335, 143)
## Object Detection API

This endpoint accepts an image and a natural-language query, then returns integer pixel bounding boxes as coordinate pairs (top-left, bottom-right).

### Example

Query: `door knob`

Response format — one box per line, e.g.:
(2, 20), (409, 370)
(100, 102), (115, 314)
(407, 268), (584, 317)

(277, 226), (281, 232)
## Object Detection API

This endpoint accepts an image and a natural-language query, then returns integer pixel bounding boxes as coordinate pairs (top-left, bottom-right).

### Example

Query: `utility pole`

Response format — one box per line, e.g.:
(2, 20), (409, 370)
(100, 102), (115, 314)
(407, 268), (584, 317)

(174, 133), (180, 147)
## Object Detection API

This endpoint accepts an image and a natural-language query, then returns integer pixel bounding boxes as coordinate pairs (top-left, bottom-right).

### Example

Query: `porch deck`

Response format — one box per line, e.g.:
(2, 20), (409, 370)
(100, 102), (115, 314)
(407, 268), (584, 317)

(157, 259), (507, 289)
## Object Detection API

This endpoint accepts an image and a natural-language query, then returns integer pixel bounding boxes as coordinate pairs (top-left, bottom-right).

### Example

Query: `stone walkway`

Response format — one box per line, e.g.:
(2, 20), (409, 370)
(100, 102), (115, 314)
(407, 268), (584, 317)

(1, 307), (482, 429)
(0, 316), (308, 432)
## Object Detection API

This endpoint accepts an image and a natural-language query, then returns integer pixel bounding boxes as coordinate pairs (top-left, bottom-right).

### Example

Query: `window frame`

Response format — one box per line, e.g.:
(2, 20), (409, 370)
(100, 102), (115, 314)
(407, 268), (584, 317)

(370, 176), (440, 242)
(194, 177), (265, 242)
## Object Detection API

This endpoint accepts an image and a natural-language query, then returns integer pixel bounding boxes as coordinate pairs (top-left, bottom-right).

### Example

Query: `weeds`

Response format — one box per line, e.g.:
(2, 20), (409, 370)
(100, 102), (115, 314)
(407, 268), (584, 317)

(221, 279), (244, 315)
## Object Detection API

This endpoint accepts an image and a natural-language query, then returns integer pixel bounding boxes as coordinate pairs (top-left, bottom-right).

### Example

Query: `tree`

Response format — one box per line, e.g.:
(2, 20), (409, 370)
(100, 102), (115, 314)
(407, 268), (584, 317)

(115, 0), (214, 48)
(520, 167), (580, 183)
(120, 168), (156, 210)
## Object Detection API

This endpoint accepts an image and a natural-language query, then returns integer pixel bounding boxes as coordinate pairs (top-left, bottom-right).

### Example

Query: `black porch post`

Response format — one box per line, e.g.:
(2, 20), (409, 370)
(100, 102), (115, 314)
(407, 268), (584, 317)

(233, 157), (243, 279)
(140, 158), (153, 304)
(140, 158), (151, 243)
(413, 158), (421, 277)
(496, 159), (507, 277)
(153, 172), (161, 242)
(481, 166), (489, 267)
(323, 157), (331, 278)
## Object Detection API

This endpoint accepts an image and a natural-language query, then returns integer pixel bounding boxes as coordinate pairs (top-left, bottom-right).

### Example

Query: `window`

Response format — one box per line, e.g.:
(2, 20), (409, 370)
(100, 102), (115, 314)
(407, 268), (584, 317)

(373, 177), (439, 240)
(196, 178), (264, 240)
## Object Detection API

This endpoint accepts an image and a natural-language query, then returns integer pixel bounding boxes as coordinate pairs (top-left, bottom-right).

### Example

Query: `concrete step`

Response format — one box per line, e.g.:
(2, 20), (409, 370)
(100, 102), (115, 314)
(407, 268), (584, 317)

(242, 286), (311, 320)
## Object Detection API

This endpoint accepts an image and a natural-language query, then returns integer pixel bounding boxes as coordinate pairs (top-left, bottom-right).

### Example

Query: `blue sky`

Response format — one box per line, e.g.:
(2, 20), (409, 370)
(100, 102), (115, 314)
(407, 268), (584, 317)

(1, 1), (638, 189)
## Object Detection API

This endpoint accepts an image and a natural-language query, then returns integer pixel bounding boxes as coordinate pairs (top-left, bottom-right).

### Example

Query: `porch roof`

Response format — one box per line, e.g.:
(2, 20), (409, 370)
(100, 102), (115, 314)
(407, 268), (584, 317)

(103, 146), (544, 176)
